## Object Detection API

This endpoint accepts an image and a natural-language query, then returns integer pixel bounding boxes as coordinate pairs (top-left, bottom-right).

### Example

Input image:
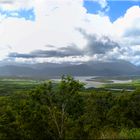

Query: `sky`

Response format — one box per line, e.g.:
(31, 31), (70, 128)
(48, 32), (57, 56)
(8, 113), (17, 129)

(0, 0), (140, 65)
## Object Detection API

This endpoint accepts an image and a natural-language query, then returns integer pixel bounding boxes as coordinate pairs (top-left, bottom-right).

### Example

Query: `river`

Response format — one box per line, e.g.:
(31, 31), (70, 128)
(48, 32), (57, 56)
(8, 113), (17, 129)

(51, 76), (132, 89)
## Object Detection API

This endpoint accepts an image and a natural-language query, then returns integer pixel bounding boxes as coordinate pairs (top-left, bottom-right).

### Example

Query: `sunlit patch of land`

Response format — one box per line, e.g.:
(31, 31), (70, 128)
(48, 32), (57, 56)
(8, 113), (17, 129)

(0, 77), (43, 96)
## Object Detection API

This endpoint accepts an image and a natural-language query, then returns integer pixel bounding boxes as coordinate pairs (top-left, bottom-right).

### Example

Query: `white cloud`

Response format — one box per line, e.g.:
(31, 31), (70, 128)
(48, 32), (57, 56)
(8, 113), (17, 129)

(113, 6), (140, 36)
(0, 0), (140, 64)
(0, 0), (34, 10)
(113, 6), (140, 64)
(0, 0), (87, 54)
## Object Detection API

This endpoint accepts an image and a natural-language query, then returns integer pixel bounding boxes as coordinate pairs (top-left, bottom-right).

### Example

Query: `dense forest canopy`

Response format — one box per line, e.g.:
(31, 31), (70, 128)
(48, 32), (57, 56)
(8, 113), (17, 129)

(0, 76), (140, 139)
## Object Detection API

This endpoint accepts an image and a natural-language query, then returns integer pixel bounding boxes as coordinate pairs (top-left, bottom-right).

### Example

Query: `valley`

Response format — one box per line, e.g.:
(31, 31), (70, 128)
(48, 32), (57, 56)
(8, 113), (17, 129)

(0, 75), (140, 96)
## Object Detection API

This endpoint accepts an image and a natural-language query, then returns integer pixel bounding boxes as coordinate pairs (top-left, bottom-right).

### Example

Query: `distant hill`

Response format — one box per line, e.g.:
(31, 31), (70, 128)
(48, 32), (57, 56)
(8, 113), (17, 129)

(87, 61), (138, 75)
(0, 60), (139, 78)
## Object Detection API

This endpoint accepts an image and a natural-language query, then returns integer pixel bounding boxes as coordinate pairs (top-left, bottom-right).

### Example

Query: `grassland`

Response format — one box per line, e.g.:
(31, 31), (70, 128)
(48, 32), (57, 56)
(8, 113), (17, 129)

(88, 75), (140, 90)
(0, 78), (43, 96)
(0, 76), (140, 96)
(104, 79), (140, 90)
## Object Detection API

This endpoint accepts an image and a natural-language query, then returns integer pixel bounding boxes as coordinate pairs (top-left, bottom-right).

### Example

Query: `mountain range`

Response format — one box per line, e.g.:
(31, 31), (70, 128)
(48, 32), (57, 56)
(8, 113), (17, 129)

(0, 60), (140, 78)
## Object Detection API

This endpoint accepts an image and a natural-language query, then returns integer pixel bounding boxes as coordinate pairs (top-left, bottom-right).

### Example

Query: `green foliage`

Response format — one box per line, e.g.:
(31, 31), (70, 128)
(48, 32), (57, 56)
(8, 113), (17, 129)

(0, 76), (140, 139)
(0, 78), (41, 96)
(119, 128), (140, 139)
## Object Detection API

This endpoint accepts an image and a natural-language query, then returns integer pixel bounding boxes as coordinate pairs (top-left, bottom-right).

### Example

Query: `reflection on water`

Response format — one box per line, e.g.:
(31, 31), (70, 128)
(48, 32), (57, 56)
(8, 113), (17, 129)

(51, 76), (132, 88)
(112, 80), (132, 84)
(74, 76), (104, 88)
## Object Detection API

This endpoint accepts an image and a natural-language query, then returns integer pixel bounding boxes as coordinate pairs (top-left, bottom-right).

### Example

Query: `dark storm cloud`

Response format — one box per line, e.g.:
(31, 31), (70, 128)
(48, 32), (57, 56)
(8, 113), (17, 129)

(8, 52), (36, 58)
(8, 45), (82, 59)
(86, 35), (120, 55)
(9, 28), (122, 61)
(77, 28), (120, 55)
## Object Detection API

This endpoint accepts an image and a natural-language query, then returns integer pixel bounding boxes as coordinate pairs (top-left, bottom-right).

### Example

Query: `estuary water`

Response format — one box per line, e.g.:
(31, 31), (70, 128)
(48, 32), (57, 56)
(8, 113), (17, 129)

(51, 76), (132, 89)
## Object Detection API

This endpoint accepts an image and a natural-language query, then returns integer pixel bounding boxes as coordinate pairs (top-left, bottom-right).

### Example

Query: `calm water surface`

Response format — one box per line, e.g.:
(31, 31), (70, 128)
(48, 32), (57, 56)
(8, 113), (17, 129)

(51, 76), (132, 88)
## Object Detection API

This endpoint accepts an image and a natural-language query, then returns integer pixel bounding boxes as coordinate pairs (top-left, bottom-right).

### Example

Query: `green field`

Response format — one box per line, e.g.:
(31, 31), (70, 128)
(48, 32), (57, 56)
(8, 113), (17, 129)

(88, 75), (140, 90)
(0, 78), (43, 96)
(1, 76), (140, 96)
(104, 79), (140, 90)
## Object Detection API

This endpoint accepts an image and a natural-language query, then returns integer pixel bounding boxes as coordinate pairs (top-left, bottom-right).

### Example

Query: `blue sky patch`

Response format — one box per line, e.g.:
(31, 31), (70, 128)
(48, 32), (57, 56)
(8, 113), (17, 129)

(84, 0), (140, 22)
(84, 1), (101, 15)
(0, 8), (35, 21)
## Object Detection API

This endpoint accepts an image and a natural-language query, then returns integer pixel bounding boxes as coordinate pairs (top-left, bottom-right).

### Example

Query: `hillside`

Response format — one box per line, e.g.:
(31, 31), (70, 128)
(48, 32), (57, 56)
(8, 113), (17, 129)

(0, 60), (139, 78)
